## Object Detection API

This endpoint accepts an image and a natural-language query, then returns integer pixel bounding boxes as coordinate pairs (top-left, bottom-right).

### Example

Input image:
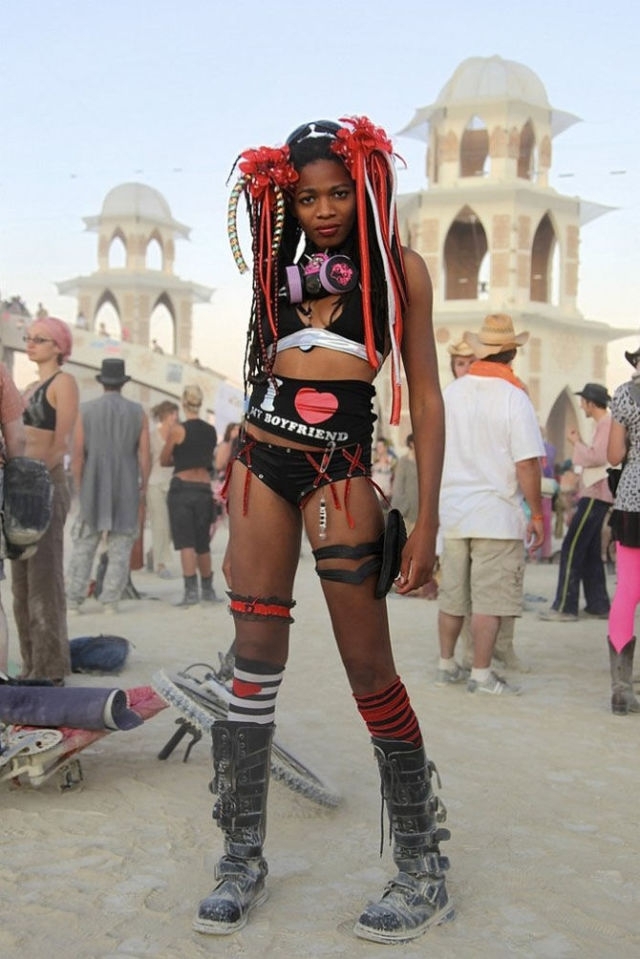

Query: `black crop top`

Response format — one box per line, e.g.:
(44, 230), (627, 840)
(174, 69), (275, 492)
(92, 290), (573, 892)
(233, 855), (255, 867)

(172, 419), (217, 473)
(270, 288), (386, 357)
(23, 372), (59, 431)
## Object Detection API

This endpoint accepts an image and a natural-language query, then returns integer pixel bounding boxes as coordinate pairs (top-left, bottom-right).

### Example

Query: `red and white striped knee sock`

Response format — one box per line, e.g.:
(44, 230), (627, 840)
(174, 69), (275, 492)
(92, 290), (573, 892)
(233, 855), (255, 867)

(226, 655), (285, 725)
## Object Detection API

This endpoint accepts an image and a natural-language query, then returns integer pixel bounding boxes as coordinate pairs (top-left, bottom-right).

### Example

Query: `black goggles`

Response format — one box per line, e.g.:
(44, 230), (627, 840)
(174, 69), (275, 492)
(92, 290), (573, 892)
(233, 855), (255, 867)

(285, 120), (341, 147)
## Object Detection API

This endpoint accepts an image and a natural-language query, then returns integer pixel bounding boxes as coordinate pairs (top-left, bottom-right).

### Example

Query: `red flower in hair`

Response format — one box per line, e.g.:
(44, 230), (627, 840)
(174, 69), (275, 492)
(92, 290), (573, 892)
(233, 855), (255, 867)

(331, 116), (394, 170)
(238, 146), (298, 199)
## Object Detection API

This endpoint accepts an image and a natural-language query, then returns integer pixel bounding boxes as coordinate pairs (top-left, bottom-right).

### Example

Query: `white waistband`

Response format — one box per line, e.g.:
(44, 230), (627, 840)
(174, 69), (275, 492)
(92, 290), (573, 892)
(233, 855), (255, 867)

(271, 328), (382, 367)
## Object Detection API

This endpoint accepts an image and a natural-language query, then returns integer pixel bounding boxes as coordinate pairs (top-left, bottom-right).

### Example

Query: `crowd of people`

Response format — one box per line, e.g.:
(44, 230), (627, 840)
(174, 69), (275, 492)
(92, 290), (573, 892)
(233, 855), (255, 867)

(0, 315), (238, 684)
(1, 113), (638, 946)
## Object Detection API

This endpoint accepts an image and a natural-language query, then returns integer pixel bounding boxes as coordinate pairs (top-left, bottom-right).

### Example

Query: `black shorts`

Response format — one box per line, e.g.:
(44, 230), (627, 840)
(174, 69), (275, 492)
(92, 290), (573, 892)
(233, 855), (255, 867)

(167, 478), (214, 553)
(609, 509), (640, 548)
(235, 437), (372, 507)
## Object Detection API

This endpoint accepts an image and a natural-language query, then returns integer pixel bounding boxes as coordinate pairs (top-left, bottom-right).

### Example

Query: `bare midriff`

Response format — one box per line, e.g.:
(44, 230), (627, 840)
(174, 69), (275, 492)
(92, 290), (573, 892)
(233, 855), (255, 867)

(174, 467), (212, 484)
(25, 426), (62, 469)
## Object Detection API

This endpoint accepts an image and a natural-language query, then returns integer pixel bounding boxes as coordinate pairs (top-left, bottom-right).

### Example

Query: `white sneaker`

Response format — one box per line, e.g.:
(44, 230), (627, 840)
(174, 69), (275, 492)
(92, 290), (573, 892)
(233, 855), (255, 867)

(434, 663), (470, 686)
(467, 671), (521, 695)
(538, 609), (578, 622)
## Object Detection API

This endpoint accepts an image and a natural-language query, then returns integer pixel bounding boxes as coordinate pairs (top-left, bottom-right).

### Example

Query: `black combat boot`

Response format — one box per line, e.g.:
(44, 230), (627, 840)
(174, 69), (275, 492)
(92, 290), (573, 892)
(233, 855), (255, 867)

(177, 574), (199, 607)
(200, 574), (223, 604)
(609, 638), (640, 715)
(193, 721), (273, 935)
(354, 738), (454, 943)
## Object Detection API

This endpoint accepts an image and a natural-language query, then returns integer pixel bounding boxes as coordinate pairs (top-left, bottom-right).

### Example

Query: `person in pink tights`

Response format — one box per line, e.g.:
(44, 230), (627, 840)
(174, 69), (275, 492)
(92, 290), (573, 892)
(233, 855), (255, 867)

(606, 346), (640, 715)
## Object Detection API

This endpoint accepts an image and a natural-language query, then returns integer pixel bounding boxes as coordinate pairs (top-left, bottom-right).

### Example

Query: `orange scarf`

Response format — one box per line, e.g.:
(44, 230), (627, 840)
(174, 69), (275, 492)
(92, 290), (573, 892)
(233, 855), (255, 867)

(469, 360), (527, 393)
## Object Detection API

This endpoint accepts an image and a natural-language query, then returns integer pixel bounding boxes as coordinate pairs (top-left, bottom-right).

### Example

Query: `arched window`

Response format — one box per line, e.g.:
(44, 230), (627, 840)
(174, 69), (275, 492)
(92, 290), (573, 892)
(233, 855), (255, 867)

(149, 293), (175, 354)
(94, 291), (122, 339)
(518, 120), (537, 181)
(108, 232), (127, 269)
(547, 388), (580, 464)
(460, 115), (489, 177)
(443, 206), (488, 300)
(146, 234), (163, 271)
(530, 213), (558, 303)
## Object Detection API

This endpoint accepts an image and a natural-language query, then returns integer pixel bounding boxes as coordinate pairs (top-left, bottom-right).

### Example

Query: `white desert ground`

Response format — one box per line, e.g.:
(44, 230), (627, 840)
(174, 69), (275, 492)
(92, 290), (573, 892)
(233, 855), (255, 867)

(1, 526), (638, 959)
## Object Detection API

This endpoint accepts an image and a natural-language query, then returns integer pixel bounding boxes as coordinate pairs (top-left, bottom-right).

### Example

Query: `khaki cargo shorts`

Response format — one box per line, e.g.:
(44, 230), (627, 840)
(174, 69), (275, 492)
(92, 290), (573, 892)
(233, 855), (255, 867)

(438, 537), (525, 617)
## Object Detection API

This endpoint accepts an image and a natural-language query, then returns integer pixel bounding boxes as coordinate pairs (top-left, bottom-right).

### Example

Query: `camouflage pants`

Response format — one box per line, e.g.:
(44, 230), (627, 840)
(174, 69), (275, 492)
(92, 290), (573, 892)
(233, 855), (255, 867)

(67, 521), (137, 606)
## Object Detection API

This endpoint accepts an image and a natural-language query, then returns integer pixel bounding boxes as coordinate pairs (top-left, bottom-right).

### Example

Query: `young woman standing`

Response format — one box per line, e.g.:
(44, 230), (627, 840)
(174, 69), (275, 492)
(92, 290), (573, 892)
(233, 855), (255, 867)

(161, 385), (220, 604)
(12, 316), (78, 683)
(194, 117), (451, 943)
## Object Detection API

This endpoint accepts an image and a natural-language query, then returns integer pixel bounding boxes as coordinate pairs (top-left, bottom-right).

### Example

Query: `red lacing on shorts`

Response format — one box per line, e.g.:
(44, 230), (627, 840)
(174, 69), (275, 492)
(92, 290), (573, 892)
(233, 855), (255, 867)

(302, 443), (371, 529)
(222, 438), (257, 516)
(300, 446), (342, 516)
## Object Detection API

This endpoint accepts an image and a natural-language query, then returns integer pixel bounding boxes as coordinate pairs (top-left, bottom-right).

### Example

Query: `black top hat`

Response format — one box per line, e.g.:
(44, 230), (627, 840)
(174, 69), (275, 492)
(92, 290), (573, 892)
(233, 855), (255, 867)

(96, 358), (131, 386)
(574, 382), (611, 408)
(624, 346), (640, 369)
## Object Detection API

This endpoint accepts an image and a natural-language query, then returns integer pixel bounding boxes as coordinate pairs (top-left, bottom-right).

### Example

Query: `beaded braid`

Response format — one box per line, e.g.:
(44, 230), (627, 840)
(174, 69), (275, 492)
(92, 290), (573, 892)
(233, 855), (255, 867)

(227, 146), (298, 389)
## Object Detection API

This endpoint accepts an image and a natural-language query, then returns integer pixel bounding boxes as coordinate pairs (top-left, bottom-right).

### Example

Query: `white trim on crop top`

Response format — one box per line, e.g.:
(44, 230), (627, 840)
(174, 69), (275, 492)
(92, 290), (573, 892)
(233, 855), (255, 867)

(270, 327), (383, 368)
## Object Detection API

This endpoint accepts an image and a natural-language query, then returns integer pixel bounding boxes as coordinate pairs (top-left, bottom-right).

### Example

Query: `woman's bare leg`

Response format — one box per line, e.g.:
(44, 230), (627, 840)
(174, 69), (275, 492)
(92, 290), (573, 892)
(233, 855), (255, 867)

(225, 463), (302, 666)
(303, 478), (396, 695)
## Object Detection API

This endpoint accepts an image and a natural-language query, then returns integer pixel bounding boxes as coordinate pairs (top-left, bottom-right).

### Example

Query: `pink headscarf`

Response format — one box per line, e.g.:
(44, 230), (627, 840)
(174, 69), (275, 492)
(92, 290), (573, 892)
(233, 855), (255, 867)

(33, 316), (73, 362)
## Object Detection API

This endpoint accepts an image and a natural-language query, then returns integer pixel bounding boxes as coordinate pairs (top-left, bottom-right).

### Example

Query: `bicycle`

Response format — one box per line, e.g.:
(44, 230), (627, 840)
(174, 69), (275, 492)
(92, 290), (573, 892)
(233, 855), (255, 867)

(152, 647), (341, 809)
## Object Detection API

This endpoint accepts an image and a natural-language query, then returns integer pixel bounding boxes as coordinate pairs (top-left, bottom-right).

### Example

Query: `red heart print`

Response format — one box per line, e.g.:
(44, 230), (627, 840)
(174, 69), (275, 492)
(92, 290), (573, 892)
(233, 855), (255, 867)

(294, 388), (339, 424)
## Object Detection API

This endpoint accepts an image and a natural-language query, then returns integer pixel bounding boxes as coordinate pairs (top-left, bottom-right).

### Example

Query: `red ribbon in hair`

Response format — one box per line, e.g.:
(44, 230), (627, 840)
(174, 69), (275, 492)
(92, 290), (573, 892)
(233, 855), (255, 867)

(331, 116), (394, 164)
(238, 146), (298, 200)
(331, 117), (407, 422)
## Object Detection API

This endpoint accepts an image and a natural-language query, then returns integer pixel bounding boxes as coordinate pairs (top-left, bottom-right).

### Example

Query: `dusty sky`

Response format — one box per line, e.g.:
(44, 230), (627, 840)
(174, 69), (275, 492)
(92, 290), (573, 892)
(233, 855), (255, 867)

(2, 1), (639, 388)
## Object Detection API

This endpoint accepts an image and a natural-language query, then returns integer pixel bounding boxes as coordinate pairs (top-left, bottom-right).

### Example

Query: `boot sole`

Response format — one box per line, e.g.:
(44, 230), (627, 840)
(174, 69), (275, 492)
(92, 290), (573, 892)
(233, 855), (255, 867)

(353, 902), (455, 943)
(192, 888), (268, 935)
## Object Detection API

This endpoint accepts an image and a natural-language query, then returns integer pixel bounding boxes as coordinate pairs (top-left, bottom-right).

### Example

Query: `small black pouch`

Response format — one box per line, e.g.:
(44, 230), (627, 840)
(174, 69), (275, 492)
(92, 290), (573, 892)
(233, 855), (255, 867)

(607, 466), (623, 497)
(375, 508), (407, 599)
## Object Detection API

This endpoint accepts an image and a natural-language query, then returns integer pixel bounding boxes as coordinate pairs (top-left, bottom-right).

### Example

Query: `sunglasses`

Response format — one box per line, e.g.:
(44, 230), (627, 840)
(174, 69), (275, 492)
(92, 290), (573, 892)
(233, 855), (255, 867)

(23, 335), (54, 345)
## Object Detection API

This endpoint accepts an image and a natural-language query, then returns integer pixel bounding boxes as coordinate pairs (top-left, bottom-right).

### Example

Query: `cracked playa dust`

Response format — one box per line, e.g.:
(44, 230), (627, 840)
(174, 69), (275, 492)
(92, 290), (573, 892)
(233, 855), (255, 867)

(1, 545), (638, 958)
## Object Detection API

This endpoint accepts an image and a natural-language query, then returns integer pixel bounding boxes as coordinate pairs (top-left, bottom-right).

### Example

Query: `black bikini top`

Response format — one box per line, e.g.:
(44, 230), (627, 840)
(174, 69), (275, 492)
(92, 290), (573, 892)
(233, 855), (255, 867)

(23, 372), (59, 431)
(266, 288), (386, 360)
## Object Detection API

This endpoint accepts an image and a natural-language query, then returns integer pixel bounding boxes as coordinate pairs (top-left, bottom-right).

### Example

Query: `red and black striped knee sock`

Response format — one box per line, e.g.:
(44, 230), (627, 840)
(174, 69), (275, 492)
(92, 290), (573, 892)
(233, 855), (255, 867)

(354, 676), (422, 747)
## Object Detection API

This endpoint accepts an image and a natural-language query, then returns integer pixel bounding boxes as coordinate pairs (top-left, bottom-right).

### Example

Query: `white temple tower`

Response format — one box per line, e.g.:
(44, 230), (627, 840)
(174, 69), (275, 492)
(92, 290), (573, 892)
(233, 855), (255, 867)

(57, 183), (212, 361)
(388, 55), (630, 460)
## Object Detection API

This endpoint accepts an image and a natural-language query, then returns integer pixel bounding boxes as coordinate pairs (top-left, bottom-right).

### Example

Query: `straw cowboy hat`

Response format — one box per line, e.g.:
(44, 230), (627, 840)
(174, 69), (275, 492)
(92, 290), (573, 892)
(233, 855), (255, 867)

(464, 314), (529, 360)
(446, 339), (475, 357)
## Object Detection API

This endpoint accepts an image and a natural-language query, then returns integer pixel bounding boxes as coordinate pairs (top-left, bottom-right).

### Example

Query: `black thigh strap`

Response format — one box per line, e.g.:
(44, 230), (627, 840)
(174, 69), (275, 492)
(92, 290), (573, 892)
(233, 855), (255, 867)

(312, 539), (383, 585)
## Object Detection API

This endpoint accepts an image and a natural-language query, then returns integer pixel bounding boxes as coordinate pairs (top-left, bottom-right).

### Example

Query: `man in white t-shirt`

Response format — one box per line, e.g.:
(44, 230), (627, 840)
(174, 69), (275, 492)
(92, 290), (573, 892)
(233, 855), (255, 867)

(436, 314), (545, 695)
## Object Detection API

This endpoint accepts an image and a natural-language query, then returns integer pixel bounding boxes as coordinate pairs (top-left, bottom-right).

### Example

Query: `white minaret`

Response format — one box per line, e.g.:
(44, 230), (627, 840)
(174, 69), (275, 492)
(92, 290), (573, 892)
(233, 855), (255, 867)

(57, 182), (212, 361)
(386, 55), (630, 459)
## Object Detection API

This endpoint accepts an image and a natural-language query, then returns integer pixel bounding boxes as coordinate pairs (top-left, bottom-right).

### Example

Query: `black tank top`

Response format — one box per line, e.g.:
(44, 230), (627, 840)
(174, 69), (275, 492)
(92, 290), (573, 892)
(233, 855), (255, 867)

(23, 372), (60, 430)
(172, 419), (217, 473)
